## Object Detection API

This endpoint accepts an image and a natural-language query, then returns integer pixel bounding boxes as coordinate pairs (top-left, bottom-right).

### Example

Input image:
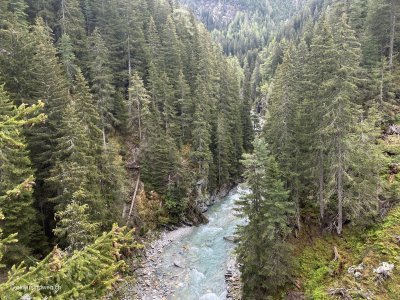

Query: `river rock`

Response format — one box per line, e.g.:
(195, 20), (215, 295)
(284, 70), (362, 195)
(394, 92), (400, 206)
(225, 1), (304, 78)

(226, 256), (242, 299)
(173, 260), (185, 268)
(223, 235), (236, 242)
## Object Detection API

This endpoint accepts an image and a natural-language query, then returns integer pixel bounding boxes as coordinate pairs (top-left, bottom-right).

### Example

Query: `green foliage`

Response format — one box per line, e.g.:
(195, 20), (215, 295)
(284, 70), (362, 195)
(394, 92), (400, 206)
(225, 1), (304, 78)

(293, 205), (400, 300)
(0, 84), (46, 265)
(1, 0), (252, 256)
(0, 225), (140, 299)
(0, 210), (18, 269)
(260, 3), (389, 236)
(235, 138), (294, 299)
(53, 200), (100, 251)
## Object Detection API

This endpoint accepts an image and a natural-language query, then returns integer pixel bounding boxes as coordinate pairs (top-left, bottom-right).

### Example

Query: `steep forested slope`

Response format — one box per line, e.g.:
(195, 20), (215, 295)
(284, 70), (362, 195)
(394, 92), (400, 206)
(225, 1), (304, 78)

(179, 0), (304, 56)
(0, 0), (253, 297)
(0, 0), (399, 299)
(232, 0), (400, 298)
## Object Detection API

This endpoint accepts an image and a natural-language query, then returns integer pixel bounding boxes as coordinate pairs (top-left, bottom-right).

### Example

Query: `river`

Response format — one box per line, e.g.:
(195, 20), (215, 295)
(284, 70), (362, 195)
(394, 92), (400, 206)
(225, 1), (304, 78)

(136, 186), (247, 300)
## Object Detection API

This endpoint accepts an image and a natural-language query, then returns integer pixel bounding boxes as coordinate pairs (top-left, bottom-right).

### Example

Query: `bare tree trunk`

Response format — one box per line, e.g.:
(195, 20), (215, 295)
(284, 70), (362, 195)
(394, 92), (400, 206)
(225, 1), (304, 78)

(127, 34), (132, 78)
(127, 174), (140, 221)
(61, 0), (66, 34)
(295, 186), (301, 232)
(318, 149), (325, 223)
(337, 141), (344, 235)
(102, 126), (106, 148)
(137, 98), (142, 141)
(389, 1), (396, 69)
(127, 35), (132, 115)
(380, 60), (384, 107)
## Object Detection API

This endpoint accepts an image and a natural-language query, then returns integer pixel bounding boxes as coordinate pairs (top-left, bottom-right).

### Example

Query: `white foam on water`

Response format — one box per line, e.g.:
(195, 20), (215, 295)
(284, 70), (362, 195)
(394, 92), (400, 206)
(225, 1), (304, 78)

(191, 268), (205, 282)
(199, 293), (220, 300)
(201, 226), (223, 234)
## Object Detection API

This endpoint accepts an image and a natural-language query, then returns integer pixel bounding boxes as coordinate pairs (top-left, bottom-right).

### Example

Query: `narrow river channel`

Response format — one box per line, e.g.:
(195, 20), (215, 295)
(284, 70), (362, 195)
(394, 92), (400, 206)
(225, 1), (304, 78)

(142, 186), (247, 300)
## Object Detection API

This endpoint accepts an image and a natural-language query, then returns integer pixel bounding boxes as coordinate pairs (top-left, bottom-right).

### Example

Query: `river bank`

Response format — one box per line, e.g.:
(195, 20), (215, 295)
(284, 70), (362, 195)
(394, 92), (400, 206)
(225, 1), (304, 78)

(134, 226), (195, 299)
(131, 186), (246, 300)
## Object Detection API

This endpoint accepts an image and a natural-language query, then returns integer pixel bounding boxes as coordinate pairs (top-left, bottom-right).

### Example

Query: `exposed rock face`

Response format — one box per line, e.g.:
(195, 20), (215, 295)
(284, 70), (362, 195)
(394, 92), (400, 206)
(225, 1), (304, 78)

(348, 262), (364, 279)
(374, 262), (395, 281)
(225, 256), (242, 300)
(197, 183), (233, 217)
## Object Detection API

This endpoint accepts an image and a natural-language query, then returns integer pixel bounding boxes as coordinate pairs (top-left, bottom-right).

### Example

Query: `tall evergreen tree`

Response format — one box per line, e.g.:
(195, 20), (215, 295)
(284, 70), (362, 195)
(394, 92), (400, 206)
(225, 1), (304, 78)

(128, 72), (152, 141)
(56, 0), (88, 65)
(304, 16), (337, 223)
(88, 28), (117, 146)
(0, 84), (46, 264)
(236, 138), (293, 299)
(27, 18), (70, 236)
(326, 11), (375, 234)
(0, 0), (33, 104)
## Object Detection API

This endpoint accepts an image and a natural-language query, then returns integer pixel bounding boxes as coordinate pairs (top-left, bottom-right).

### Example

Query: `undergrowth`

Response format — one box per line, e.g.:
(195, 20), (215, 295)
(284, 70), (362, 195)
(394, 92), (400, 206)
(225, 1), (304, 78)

(290, 205), (400, 300)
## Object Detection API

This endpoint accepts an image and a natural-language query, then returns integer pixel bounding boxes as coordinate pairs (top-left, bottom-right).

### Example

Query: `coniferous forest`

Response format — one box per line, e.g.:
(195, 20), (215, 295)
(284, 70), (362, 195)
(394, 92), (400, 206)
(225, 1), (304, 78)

(0, 0), (399, 299)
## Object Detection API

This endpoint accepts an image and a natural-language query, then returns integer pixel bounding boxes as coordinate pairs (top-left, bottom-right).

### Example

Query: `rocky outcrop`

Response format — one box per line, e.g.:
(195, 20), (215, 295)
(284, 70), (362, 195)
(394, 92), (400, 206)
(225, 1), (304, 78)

(374, 262), (395, 281)
(225, 256), (242, 300)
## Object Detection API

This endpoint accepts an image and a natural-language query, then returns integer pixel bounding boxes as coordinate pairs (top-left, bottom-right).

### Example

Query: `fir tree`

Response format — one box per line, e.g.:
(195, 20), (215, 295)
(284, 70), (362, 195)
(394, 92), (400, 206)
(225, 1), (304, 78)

(0, 84), (46, 264)
(27, 18), (70, 235)
(128, 72), (151, 141)
(88, 27), (117, 146)
(0, 0), (33, 104)
(236, 138), (293, 299)
(0, 225), (140, 299)
(57, 0), (88, 65)
(53, 200), (100, 251)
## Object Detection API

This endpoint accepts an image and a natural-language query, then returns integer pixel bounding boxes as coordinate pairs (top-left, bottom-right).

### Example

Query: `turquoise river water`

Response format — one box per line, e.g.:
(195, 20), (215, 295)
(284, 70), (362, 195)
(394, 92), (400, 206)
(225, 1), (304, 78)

(157, 186), (246, 300)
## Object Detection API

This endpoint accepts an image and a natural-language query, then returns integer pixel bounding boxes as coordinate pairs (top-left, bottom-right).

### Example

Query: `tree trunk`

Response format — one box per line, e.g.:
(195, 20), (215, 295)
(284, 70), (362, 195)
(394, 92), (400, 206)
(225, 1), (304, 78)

(61, 0), (66, 34)
(295, 186), (301, 232)
(102, 126), (106, 149)
(337, 141), (344, 235)
(137, 97), (142, 141)
(389, 1), (396, 69)
(127, 174), (140, 220)
(380, 60), (384, 107)
(318, 149), (325, 223)
(127, 34), (132, 78)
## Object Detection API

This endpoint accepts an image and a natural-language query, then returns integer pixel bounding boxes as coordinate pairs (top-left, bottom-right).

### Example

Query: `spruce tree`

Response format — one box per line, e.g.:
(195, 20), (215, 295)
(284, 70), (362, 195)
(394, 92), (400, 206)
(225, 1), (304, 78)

(0, 0), (33, 104)
(265, 42), (305, 230)
(58, 34), (79, 83)
(49, 69), (104, 225)
(0, 84), (46, 264)
(88, 27), (117, 146)
(53, 200), (100, 251)
(326, 11), (377, 234)
(304, 16), (337, 223)
(0, 225), (139, 299)
(176, 70), (193, 145)
(236, 138), (293, 299)
(26, 18), (70, 236)
(191, 78), (212, 200)
(128, 72), (151, 141)
(56, 0), (88, 65)
(161, 15), (183, 85)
